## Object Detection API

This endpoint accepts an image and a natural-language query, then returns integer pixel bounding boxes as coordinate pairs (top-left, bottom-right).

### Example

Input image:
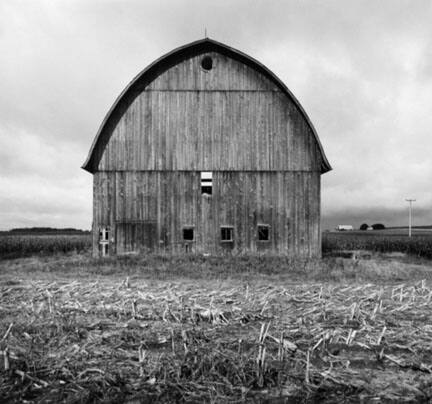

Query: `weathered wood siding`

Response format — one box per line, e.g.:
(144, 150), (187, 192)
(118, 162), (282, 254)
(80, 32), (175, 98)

(93, 171), (321, 257)
(88, 45), (328, 257)
(96, 52), (323, 172)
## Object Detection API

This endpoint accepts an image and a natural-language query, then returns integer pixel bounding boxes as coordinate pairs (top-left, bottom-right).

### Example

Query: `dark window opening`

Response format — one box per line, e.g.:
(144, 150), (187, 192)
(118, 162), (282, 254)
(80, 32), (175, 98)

(258, 225), (270, 241)
(221, 227), (233, 242)
(201, 186), (212, 195)
(201, 172), (212, 195)
(183, 227), (194, 241)
(201, 56), (213, 71)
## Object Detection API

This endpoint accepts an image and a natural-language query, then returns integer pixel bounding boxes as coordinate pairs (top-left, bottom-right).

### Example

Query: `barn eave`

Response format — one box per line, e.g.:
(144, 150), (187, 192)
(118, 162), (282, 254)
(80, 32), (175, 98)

(82, 37), (332, 174)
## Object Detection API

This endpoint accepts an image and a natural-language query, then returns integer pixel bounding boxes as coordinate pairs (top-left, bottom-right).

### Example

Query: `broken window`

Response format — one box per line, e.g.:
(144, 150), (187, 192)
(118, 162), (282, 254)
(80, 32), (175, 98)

(183, 227), (194, 241)
(99, 227), (110, 257)
(221, 226), (233, 242)
(99, 227), (109, 241)
(258, 225), (270, 241)
(101, 243), (109, 256)
(201, 172), (212, 195)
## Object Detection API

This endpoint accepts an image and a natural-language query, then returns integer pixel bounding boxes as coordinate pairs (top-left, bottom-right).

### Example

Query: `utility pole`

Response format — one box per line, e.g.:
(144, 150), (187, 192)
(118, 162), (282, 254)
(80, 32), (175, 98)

(405, 199), (416, 237)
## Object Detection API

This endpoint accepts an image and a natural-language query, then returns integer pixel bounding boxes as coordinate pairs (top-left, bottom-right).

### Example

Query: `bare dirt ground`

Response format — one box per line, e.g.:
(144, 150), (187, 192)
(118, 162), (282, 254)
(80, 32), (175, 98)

(1, 255), (432, 403)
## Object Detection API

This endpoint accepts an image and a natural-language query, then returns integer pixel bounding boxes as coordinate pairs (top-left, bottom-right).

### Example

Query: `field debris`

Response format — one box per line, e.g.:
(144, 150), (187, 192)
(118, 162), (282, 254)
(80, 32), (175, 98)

(1, 276), (432, 402)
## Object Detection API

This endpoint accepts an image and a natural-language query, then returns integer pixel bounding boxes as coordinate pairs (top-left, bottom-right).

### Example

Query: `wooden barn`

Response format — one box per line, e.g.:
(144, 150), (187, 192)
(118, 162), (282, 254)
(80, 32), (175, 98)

(82, 38), (331, 258)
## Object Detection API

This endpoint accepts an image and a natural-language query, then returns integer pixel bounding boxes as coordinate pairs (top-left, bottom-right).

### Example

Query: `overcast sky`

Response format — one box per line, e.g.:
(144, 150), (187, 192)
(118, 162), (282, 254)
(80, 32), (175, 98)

(1, 0), (431, 230)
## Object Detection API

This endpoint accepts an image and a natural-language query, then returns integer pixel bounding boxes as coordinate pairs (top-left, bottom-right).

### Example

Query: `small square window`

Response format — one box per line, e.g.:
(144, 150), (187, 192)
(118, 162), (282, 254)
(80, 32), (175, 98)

(258, 225), (270, 241)
(201, 186), (212, 195)
(183, 227), (194, 241)
(221, 226), (233, 242)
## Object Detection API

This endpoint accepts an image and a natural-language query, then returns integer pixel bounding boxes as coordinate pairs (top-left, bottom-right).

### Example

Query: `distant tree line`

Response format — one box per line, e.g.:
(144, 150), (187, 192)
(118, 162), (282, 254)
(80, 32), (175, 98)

(1, 227), (91, 235)
(359, 223), (386, 231)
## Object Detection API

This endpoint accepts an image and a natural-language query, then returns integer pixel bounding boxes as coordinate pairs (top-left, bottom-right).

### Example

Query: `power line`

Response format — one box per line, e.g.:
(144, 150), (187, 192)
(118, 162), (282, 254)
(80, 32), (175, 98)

(405, 198), (416, 237)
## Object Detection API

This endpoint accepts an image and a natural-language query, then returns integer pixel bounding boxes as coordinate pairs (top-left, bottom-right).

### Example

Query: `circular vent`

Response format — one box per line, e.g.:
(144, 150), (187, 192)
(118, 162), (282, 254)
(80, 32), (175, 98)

(201, 56), (213, 71)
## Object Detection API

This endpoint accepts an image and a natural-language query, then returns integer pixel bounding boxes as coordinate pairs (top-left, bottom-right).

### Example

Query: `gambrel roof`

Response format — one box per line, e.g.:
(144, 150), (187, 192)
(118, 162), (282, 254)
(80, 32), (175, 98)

(82, 38), (331, 174)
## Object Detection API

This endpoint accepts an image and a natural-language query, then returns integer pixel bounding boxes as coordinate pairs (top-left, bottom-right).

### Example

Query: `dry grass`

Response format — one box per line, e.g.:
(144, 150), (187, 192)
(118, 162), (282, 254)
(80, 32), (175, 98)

(1, 255), (432, 402)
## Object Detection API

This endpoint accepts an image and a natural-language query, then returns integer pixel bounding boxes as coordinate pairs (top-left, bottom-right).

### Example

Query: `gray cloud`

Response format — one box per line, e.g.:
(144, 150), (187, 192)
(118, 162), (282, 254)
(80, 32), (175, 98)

(0, 0), (431, 229)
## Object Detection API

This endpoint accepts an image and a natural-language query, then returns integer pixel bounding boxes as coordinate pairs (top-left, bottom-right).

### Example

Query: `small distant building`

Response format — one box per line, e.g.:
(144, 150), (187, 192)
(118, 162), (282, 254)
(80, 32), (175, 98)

(337, 225), (353, 231)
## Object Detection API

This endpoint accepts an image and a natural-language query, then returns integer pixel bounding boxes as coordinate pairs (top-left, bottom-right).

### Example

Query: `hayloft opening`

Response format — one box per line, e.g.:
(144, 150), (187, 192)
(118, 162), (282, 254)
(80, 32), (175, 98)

(201, 172), (213, 195)
(258, 225), (270, 241)
(183, 227), (194, 241)
(221, 226), (233, 242)
(201, 56), (213, 71)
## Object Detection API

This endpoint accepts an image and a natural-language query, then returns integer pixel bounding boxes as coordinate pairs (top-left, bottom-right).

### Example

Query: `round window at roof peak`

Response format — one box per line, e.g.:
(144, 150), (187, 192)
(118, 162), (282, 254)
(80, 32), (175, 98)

(201, 56), (213, 71)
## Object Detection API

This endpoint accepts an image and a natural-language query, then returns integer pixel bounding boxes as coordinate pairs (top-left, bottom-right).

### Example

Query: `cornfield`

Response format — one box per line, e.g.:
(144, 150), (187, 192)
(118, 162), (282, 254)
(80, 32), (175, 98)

(323, 232), (432, 259)
(1, 232), (432, 260)
(0, 235), (92, 260)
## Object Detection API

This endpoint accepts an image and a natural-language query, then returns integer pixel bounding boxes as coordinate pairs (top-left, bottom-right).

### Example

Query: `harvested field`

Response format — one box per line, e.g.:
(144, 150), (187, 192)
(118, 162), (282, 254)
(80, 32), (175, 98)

(1, 256), (432, 402)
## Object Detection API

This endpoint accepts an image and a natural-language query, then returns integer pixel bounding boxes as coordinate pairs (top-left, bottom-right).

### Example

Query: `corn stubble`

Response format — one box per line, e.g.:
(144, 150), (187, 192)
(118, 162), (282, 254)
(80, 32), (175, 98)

(1, 274), (432, 402)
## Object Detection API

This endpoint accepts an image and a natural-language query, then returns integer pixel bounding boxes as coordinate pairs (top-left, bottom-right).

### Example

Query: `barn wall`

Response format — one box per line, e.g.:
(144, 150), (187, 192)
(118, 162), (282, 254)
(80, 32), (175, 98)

(96, 52), (322, 172)
(92, 171), (321, 257)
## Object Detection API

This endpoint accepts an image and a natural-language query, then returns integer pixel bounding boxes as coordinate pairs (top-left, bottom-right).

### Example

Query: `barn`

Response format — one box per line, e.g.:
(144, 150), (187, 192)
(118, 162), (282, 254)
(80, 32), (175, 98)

(82, 38), (331, 258)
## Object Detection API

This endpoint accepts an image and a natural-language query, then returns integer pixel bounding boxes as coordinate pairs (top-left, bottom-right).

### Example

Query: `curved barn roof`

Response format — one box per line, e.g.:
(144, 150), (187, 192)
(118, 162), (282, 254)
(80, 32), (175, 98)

(82, 38), (331, 173)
